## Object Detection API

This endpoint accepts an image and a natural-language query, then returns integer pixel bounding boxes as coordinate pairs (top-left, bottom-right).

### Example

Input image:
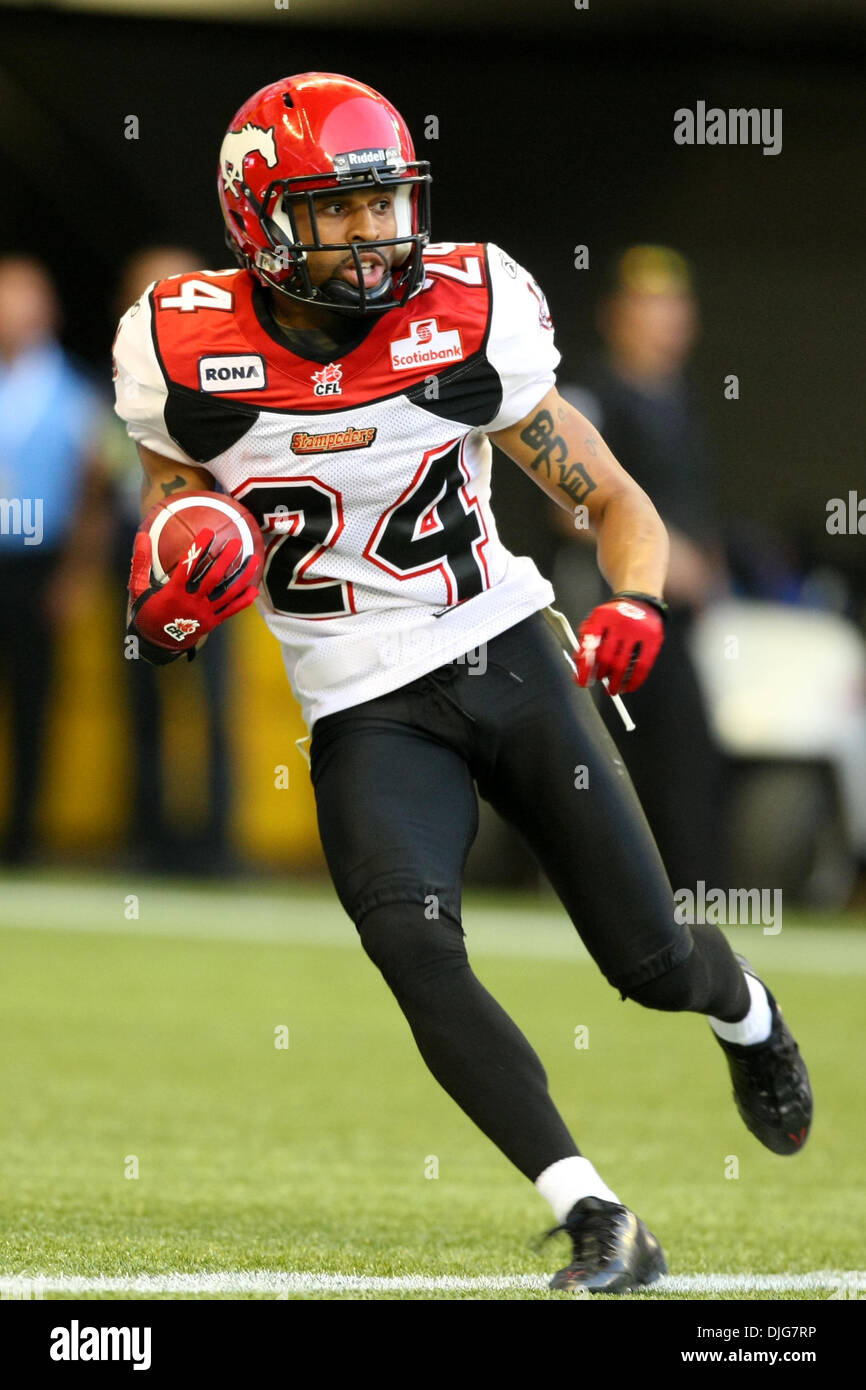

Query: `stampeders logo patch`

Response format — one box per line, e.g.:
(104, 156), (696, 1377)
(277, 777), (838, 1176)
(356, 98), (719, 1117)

(291, 427), (377, 455)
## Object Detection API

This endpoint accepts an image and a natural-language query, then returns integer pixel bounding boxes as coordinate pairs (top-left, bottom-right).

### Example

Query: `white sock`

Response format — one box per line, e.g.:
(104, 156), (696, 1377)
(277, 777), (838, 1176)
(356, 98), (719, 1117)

(708, 971), (773, 1045)
(535, 1156), (622, 1225)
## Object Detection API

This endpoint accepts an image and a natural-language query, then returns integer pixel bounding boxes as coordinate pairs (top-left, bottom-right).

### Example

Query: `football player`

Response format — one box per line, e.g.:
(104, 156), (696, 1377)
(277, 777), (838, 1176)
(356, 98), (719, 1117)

(113, 73), (812, 1294)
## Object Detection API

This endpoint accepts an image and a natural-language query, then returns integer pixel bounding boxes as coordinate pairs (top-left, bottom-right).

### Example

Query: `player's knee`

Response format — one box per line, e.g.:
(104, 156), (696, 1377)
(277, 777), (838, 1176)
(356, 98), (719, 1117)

(620, 956), (699, 1013)
(357, 900), (468, 999)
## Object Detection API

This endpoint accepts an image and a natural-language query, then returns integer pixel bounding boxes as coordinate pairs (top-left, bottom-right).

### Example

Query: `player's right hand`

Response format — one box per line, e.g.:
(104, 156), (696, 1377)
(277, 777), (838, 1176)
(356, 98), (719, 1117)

(127, 527), (262, 659)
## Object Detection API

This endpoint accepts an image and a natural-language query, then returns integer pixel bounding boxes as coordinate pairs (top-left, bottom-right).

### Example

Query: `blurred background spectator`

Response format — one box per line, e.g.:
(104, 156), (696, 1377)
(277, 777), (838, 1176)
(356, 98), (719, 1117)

(104, 247), (236, 874)
(0, 255), (109, 864)
(550, 245), (730, 890)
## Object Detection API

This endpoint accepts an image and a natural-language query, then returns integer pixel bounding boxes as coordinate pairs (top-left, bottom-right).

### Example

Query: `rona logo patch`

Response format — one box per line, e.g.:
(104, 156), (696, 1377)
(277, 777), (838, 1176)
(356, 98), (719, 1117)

(199, 355), (267, 392)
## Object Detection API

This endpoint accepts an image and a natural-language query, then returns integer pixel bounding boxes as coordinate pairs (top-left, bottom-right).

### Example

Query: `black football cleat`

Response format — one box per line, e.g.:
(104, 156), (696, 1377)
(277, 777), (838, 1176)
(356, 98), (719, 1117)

(713, 954), (813, 1155)
(547, 1196), (668, 1294)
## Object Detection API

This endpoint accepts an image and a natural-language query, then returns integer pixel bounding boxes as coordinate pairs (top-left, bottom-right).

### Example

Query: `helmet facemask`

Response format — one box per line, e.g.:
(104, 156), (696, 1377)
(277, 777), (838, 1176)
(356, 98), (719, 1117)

(244, 162), (431, 317)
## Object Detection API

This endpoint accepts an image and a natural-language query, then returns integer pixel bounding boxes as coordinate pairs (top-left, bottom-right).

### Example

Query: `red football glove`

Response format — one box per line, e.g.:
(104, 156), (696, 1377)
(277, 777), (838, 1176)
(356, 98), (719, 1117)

(574, 592), (668, 696)
(127, 527), (262, 662)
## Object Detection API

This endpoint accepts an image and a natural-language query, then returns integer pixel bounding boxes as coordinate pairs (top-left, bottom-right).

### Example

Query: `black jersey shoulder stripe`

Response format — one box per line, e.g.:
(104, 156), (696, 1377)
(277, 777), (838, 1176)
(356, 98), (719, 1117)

(403, 350), (502, 426)
(146, 283), (260, 463)
(162, 380), (261, 465)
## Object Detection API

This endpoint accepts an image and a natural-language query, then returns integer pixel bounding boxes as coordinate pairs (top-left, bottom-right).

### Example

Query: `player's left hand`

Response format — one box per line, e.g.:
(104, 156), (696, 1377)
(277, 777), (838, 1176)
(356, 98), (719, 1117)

(574, 592), (668, 695)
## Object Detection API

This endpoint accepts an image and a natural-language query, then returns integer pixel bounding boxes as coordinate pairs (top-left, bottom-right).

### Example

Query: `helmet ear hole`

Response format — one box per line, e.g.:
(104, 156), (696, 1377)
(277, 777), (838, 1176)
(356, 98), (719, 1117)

(223, 224), (249, 270)
(393, 185), (413, 237)
(390, 185), (413, 265)
(230, 211), (246, 234)
(267, 194), (300, 248)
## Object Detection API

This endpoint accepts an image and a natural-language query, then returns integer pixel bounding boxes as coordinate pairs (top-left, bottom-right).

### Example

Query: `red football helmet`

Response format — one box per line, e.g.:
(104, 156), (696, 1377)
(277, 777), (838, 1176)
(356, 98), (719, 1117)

(218, 73), (432, 317)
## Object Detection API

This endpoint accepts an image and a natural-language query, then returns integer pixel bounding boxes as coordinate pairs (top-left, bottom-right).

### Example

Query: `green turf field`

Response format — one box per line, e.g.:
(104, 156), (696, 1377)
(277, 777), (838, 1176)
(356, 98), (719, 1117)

(0, 871), (863, 1301)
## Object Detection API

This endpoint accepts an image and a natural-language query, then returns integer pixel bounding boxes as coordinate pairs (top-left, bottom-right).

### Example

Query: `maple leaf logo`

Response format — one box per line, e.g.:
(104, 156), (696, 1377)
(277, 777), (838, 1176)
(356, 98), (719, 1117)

(311, 362), (343, 395)
(163, 617), (201, 642)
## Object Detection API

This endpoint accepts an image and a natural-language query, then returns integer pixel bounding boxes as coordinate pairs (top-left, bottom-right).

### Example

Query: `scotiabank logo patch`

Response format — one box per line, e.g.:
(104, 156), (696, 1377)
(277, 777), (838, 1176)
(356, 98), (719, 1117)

(291, 427), (377, 454)
(389, 318), (464, 372)
(199, 355), (266, 391)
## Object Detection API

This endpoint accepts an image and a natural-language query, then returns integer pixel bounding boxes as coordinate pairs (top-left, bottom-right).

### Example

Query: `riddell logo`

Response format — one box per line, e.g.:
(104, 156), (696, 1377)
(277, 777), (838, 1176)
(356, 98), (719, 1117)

(390, 318), (464, 372)
(311, 362), (343, 396)
(333, 146), (403, 175)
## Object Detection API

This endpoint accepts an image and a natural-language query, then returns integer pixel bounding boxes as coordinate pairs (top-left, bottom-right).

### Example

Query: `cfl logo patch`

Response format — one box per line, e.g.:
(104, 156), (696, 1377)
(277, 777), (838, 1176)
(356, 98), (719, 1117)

(311, 362), (343, 396)
(163, 618), (200, 642)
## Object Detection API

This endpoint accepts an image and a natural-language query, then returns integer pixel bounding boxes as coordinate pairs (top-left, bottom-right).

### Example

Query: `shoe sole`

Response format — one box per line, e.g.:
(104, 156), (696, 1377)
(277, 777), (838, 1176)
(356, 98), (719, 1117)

(549, 1234), (668, 1294)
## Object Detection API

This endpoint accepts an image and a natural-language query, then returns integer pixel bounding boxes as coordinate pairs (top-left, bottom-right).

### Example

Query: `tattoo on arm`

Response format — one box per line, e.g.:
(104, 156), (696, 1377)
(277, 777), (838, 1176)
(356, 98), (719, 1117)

(161, 475), (187, 497)
(518, 409), (568, 479)
(557, 461), (597, 505)
(518, 409), (597, 503)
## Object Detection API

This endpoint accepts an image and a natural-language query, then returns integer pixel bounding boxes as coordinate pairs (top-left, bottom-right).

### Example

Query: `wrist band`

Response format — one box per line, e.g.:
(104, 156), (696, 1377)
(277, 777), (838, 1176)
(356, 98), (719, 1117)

(126, 620), (195, 665)
(612, 591), (670, 624)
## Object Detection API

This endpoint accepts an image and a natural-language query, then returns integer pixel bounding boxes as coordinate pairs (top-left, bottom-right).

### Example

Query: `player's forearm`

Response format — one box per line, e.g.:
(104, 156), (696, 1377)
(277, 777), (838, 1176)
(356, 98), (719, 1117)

(540, 407), (669, 594)
(492, 391), (669, 597)
(593, 486), (669, 599)
(140, 470), (197, 517)
(137, 446), (215, 518)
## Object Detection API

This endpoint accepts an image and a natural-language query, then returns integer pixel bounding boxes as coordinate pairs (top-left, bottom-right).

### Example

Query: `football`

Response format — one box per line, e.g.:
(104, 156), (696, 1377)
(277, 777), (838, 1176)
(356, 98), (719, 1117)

(141, 490), (264, 586)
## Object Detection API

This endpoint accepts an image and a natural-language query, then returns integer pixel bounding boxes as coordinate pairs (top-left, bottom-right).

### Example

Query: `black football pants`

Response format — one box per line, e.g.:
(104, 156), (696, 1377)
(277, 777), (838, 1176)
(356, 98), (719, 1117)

(309, 610), (749, 1181)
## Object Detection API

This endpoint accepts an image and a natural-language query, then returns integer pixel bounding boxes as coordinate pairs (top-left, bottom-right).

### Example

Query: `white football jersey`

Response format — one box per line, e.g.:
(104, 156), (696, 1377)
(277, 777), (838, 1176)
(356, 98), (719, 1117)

(113, 242), (559, 729)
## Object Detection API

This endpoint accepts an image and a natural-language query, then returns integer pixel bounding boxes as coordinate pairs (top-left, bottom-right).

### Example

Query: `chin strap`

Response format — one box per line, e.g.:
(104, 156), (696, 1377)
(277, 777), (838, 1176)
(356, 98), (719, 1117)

(317, 269), (395, 310)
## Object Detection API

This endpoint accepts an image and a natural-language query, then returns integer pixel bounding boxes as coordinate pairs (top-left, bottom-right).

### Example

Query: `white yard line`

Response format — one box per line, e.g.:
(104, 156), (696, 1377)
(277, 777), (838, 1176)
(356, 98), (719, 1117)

(1, 1270), (864, 1296)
